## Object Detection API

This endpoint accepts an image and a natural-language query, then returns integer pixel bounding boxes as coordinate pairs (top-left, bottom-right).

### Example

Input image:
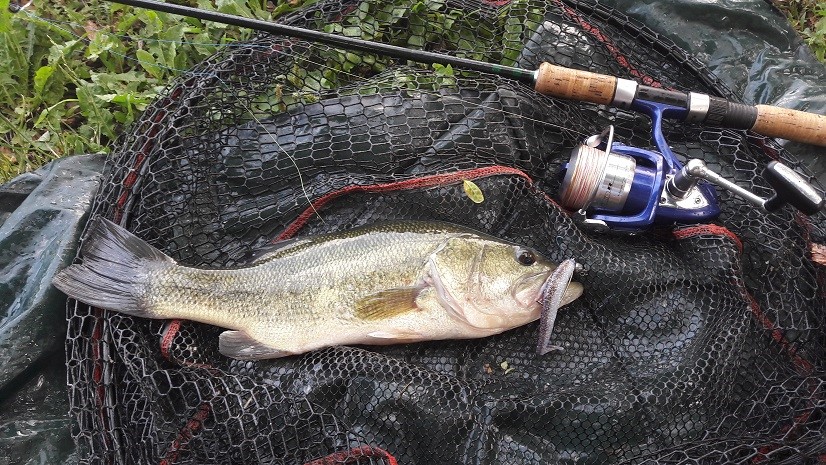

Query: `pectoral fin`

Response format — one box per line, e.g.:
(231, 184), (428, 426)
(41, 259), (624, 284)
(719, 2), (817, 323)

(219, 331), (292, 360)
(354, 287), (422, 321)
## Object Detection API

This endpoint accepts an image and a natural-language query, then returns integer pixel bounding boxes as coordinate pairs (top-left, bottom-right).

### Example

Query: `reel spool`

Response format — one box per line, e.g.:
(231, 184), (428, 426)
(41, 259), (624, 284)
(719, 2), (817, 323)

(559, 126), (667, 230)
(560, 128), (638, 213)
(558, 100), (824, 231)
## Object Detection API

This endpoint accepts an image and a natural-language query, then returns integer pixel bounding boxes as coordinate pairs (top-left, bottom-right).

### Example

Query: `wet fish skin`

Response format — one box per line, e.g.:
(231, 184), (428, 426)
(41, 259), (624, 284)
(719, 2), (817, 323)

(52, 218), (583, 360)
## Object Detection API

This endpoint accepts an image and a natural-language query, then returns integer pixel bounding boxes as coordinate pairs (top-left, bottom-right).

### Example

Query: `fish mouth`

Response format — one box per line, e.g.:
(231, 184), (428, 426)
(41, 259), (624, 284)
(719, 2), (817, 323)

(511, 270), (554, 308)
(537, 262), (583, 307)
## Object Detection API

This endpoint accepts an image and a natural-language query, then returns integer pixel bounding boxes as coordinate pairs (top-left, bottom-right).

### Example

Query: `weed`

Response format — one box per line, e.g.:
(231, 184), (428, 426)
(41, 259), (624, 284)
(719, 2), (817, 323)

(772, 0), (826, 61)
(0, 0), (315, 182)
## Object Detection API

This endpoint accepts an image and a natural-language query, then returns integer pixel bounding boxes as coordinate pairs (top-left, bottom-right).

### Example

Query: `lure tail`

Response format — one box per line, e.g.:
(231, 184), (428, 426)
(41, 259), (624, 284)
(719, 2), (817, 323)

(52, 217), (175, 314)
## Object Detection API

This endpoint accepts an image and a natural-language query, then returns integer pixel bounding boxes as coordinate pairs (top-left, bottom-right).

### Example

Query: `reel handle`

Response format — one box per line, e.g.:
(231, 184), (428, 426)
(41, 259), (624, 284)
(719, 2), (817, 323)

(763, 161), (825, 215)
(668, 159), (824, 216)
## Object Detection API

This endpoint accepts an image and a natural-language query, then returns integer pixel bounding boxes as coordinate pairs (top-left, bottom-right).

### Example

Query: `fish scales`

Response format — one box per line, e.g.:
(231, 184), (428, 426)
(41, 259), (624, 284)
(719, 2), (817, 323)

(148, 227), (447, 334)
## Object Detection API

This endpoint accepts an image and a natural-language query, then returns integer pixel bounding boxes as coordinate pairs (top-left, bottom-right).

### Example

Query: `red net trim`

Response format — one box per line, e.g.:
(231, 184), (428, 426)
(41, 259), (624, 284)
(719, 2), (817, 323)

(303, 445), (399, 465)
(277, 166), (534, 241)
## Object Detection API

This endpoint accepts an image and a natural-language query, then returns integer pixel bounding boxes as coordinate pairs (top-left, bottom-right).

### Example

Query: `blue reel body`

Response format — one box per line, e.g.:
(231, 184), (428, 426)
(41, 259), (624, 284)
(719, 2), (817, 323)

(565, 99), (720, 230)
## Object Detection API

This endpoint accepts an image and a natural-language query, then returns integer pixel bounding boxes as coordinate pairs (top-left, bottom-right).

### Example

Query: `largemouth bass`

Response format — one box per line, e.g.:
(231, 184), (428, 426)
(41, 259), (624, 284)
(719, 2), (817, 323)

(53, 218), (583, 360)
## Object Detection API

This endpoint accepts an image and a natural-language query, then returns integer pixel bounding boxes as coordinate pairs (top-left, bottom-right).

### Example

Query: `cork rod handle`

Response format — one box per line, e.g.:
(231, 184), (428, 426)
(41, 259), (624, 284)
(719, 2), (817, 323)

(534, 62), (617, 105)
(752, 105), (826, 147)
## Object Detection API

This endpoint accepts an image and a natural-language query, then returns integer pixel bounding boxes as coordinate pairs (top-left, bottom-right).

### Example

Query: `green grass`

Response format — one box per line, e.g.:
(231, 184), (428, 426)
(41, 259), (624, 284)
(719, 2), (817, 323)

(0, 0), (824, 184)
(0, 0), (520, 182)
(773, 0), (826, 61)
(0, 0), (310, 182)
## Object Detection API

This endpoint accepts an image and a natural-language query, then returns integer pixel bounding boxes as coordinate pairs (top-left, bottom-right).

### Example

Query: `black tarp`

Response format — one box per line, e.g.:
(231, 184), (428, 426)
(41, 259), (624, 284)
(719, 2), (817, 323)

(0, 154), (104, 465)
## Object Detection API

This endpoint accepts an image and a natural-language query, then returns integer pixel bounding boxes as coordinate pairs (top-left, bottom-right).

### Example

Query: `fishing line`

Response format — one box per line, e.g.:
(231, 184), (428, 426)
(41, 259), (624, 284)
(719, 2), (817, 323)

(215, 76), (328, 225)
(13, 4), (593, 225)
(266, 42), (589, 139)
(210, 40), (589, 224)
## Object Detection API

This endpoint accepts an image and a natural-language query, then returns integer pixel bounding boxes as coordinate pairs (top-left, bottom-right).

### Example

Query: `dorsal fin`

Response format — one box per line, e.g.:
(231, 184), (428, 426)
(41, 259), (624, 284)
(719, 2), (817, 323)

(247, 237), (313, 265)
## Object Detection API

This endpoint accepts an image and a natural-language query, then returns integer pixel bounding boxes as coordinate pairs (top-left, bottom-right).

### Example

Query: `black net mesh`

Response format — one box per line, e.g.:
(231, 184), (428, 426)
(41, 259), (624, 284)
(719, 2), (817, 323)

(66, 0), (826, 463)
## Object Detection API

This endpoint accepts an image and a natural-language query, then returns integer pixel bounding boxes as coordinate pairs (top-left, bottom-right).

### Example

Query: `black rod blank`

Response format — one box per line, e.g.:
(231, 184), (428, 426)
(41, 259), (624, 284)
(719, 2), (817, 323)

(107, 0), (537, 84)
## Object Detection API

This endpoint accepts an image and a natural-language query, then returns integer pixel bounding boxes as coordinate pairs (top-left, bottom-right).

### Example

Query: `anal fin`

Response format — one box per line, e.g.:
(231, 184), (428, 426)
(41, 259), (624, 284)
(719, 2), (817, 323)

(366, 330), (424, 341)
(219, 331), (292, 360)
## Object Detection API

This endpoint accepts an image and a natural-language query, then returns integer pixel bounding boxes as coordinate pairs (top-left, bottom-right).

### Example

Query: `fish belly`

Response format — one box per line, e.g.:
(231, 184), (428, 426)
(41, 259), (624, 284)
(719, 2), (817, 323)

(256, 286), (505, 354)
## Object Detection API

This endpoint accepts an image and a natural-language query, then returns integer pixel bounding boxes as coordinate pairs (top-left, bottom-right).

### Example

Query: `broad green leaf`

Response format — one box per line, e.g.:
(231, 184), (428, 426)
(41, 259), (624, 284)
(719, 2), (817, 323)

(116, 10), (140, 33)
(215, 0), (252, 18)
(91, 70), (146, 86)
(138, 10), (163, 36)
(48, 40), (81, 64)
(87, 33), (115, 61)
(33, 108), (50, 127)
(407, 34), (425, 48)
(342, 26), (362, 38)
(0, 0), (10, 33)
(426, 0), (446, 12)
(111, 93), (151, 107)
(33, 66), (55, 97)
(135, 49), (163, 80)
(356, 1), (371, 21)
(433, 63), (454, 76)
(324, 24), (344, 34)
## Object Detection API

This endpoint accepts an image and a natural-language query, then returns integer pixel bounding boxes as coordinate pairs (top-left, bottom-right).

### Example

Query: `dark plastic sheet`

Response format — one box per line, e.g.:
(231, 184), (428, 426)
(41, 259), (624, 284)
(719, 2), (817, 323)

(0, 154), (104, 465)
(602, 0), (826, 181)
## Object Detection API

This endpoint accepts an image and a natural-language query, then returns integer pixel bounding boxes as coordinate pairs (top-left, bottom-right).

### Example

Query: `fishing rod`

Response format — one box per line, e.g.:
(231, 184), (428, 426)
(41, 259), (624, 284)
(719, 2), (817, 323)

(108, 0), (826, 148)
(103, 0), (825, 224)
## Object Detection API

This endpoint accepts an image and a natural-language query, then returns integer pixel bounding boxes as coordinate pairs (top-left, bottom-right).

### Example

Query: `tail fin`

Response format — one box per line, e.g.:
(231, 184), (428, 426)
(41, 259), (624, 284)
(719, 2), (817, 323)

(52, 217), (175, 315)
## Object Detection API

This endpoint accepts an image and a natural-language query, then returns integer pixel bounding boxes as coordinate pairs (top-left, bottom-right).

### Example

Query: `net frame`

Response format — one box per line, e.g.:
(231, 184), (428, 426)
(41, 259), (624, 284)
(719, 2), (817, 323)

(65, 0), (825, 463)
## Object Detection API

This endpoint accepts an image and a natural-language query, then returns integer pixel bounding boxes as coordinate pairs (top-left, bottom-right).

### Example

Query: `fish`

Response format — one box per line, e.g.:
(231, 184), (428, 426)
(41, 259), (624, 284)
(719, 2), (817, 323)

(52, 217), (583, 360)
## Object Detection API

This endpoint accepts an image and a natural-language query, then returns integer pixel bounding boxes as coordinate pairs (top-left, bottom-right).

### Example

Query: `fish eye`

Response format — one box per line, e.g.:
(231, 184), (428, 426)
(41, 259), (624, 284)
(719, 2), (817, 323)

(515, 248), (536, 266)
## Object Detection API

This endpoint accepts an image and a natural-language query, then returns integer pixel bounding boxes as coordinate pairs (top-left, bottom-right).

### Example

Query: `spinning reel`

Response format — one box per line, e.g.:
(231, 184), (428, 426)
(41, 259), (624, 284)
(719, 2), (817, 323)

(558, 100), (825, 231)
